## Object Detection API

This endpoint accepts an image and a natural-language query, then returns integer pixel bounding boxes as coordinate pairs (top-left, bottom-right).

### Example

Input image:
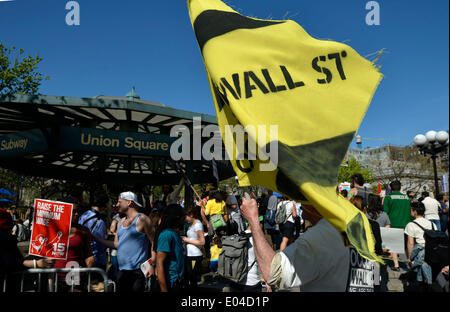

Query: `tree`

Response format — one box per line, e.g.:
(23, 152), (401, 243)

(0, 168), (50, 207)
(338, 156), (374, 184)
(0, 43), (49, 95)
(1, 43), (50, 206)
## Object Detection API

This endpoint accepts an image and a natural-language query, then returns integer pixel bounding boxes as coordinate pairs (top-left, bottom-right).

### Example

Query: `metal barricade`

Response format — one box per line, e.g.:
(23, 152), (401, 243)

(2, 267), (116, 293)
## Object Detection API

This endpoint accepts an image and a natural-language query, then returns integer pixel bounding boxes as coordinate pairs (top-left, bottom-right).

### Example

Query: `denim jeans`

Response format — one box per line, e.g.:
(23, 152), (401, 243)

(430, 219), (442, 231)
(110, 255), (119, 282)
(439, 216), (448, 233)
(410, 244), (433, 285)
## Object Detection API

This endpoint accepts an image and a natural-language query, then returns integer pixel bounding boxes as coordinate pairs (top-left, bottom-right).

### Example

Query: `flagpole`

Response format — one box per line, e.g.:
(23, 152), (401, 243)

(173, 162), (202, 201)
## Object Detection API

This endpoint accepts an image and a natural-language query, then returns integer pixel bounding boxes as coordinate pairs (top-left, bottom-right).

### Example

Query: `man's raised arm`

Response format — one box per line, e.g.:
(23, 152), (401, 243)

(240, 198), (276, 282)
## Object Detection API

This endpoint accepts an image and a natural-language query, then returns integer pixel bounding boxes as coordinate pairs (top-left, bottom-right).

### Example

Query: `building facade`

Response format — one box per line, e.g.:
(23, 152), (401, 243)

(346, 144), (449, 195)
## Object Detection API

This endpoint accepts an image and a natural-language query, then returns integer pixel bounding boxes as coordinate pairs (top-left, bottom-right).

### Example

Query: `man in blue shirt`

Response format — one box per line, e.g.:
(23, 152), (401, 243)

(437, 194), (449, 233)
(78, 190), (109, 270)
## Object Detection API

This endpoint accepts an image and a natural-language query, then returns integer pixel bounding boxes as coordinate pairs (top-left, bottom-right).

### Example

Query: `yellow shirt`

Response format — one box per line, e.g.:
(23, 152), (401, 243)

(210, 245), (222, 261)
(205, 199), (228, 221)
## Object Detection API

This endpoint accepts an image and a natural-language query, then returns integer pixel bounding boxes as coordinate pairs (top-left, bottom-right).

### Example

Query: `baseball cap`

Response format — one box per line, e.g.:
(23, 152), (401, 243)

(119, 191), (142, 208)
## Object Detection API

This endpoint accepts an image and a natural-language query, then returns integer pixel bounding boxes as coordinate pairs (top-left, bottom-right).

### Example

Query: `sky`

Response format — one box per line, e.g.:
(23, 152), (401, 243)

(0, 0), (448, 149)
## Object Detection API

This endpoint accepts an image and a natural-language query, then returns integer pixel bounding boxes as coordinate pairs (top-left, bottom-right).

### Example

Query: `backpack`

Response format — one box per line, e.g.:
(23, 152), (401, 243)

(229, 211), (246, 235)
(275, 201), (290, 225)
(218, 233), (256, 284)
(81, 209), (106, 232)
(264, 209), (276, 226)
(412, 220), (449, 267)
(23, 225), (31, 241)
(210, 214), (227, 230)
(15, 224), (27, 242)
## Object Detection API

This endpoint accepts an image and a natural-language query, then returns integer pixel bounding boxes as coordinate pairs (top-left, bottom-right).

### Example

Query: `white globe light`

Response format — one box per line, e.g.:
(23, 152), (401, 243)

(414, 134), (427, 147)
(436, 131), (449, 144)
(425, 131), (437, 143)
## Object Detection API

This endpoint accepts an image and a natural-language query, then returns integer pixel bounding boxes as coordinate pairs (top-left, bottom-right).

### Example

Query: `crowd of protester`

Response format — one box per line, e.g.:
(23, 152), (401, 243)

(0, 173), (448, 293)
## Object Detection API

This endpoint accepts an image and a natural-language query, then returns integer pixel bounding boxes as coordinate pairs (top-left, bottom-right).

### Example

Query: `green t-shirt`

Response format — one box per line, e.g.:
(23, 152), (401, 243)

(383, 191), (412, 228)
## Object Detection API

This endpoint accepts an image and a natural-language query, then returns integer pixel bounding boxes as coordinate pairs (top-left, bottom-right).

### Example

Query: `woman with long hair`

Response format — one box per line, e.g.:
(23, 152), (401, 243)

(154, 204), (186, 292)
(349, 195), (383, 255)
(182, 205), (205, 288)
(349, 195), (386, 292)
(366, 193), (391, 291)
(367, 193), (391, 228)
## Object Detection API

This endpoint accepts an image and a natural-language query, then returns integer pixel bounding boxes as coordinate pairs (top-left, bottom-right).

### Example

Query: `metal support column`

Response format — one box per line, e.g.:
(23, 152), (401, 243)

(184, 161), (194, 206)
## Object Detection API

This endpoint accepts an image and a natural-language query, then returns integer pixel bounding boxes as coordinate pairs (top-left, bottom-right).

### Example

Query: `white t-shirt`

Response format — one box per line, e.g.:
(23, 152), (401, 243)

(422, 197), (440, 220)
(275, 219), (350, 291)
(186, 220), (204, 257)
(244, 231), (260, 286)
(12, 224), (26, 242)
(404, 217), (435, 246)
(295, 203), (303, 223)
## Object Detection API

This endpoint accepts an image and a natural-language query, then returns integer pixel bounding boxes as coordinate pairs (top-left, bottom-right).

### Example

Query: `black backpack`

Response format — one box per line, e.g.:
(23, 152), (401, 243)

(412, 220), (449, 267)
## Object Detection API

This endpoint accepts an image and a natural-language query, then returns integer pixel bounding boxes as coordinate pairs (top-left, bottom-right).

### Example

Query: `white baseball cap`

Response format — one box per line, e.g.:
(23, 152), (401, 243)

(119, 191), (142, 208)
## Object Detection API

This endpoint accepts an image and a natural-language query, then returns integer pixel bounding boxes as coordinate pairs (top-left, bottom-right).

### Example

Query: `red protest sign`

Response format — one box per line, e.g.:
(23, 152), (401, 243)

(28, 199), (73, 260)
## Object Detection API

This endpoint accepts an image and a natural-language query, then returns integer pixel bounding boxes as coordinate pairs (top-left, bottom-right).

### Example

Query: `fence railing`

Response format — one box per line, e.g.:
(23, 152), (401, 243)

(2, 267), (116, 293)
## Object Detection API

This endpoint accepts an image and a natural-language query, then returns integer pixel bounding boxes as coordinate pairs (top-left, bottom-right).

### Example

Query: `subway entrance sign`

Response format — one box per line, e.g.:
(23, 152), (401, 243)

(0, 127), (176, 157)
(0, 92), (235, 186)
(60, 127), (175, 156)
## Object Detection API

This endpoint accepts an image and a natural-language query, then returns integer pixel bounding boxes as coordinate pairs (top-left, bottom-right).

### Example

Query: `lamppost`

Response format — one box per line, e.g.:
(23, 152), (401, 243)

(413, 130), (449, 196)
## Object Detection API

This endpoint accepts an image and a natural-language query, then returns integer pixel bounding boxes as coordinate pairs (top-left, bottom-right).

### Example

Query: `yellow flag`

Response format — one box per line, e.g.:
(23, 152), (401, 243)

(187, 0), (383, 262)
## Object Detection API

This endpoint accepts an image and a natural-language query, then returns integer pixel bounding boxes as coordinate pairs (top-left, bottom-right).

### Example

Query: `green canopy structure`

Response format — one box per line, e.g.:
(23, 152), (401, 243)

(0, 88), (235, 202)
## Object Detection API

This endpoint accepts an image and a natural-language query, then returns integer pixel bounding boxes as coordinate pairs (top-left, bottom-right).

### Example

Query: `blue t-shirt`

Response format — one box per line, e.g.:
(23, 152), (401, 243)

(156, 229), (184, 283)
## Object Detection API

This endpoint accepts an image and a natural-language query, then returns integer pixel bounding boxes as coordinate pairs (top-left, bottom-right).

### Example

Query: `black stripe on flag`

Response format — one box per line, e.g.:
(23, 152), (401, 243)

(193, 10), (284, 51)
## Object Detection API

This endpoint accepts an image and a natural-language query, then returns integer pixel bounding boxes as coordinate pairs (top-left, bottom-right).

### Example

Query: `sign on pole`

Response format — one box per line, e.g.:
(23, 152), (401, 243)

(28, 199), (73, 260)
(443, 174), (449, 193)
(339, 182), (351, 193)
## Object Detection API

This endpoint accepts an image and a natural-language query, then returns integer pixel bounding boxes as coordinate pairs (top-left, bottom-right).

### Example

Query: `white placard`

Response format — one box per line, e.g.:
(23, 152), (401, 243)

(140, 259), (152, 276)
(380, 227), (405, 254)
